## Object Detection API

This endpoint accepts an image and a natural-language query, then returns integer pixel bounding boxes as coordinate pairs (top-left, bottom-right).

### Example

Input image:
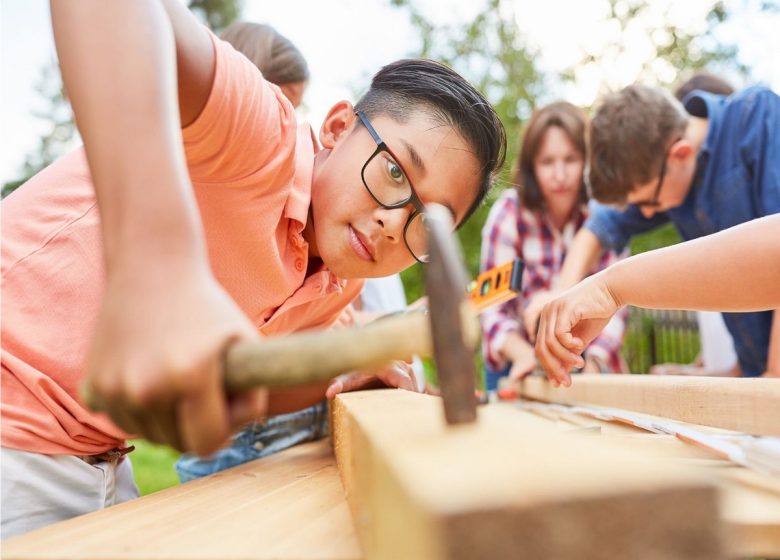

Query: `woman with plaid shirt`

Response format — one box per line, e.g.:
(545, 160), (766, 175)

(480, 102), (627, 390)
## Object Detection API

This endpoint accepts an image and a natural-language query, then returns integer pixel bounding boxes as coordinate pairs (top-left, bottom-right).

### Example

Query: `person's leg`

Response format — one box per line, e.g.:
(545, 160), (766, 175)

(176, 401), (329, 482)
(1, 447), (139, 538)
(484, 364), (511, 391)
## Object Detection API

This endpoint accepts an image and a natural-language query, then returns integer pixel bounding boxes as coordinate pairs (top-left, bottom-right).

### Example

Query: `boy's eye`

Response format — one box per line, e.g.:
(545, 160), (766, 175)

(386, 159), (406, 183)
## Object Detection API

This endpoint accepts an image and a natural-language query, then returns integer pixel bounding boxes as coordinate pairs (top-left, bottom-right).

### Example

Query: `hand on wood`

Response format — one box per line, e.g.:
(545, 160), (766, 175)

(325, 361), (419, 399)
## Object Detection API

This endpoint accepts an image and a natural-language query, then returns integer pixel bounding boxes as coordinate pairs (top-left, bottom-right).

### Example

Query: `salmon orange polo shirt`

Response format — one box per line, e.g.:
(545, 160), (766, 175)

(1, 33), (363, 456)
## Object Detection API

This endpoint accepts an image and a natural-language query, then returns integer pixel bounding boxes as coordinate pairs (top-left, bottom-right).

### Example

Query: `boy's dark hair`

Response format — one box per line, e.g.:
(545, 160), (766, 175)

(589, 84), (688, 204)
(673, 73), (734, 102)
(354, 59), (506, 225)
(514, 101), (587, 212)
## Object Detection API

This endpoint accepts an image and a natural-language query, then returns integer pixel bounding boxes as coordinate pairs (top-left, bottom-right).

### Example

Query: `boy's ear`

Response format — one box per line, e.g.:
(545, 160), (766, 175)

(319, 101), (357, 149)
(670, 138), (695, 162)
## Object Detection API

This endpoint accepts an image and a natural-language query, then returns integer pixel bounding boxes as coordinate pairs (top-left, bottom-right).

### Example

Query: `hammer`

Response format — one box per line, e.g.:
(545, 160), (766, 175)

(225, 204), (480, 424)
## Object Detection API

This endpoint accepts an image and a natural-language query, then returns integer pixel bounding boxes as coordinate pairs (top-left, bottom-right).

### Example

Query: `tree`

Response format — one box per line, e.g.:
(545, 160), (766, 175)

(3, 0), (243, 199)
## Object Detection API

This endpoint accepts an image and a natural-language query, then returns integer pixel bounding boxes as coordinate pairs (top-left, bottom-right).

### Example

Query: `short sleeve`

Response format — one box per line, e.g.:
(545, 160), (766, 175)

(181, 32), (298, 186)
(584, 200), (669, 253)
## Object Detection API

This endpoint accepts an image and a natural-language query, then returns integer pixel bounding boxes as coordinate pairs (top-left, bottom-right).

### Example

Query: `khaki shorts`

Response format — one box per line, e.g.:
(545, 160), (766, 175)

(1, 447), (139, 539)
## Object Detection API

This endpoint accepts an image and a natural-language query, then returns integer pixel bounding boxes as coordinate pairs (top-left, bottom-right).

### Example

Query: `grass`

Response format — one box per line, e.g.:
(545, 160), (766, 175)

(128, 439), (181, 496)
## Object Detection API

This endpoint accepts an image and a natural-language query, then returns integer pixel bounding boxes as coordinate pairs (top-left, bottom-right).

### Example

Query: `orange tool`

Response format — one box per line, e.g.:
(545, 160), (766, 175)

(468, 258), (524, 313)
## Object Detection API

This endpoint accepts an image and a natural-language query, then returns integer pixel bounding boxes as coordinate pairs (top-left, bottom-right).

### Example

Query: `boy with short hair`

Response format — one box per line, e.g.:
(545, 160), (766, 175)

(525, 83), (780, 378)
(1, 0), (505, 537)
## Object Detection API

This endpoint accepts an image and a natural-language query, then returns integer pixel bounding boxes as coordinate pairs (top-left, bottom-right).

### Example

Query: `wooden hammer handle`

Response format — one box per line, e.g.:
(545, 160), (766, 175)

(224, 311), (431, 393)
(224, 306), (480, 393)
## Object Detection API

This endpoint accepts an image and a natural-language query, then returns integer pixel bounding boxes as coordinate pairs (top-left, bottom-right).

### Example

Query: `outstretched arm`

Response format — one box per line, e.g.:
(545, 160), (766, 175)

(523, 228), (603, 341)
(535, 215), (780, 386)
(52, 0), (265, 454)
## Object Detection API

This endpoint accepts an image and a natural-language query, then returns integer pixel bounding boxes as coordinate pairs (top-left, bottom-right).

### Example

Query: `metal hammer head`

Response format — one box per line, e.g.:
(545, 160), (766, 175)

(424, 204), (479, 425)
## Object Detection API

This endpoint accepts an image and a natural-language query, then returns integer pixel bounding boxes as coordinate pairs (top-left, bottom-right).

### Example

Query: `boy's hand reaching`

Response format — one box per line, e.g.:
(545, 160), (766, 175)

(534, 274), (621, 387)
(523, 290), (559, 343)
(83, 264), (267, 456)
(325, 361), (419, 399)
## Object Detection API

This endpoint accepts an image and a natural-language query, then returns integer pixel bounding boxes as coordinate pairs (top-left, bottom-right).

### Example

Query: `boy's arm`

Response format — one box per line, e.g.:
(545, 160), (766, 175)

(524, 203), (667, 340)
(52, 0), (264, 455)
(535, 215), (780, 387)
(523, 228), (603, 340)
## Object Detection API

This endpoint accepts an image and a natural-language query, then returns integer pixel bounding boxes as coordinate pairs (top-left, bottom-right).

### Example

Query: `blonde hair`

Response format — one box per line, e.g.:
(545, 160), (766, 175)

(219, 22), (309, 85)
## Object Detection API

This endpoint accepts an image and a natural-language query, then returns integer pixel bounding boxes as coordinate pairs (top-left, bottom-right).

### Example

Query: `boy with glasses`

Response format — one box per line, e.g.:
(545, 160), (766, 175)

(524, 83), (780, 379)
(1, 1), (505, 536)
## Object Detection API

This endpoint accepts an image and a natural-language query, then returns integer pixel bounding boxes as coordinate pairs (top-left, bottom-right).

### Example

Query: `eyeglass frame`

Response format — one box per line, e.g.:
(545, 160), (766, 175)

(632, 136), (683, 208)
(355, 110), (429, 263)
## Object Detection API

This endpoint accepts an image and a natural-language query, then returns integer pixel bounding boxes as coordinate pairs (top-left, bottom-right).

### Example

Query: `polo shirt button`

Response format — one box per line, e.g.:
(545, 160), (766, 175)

(295, 259), (304, 271)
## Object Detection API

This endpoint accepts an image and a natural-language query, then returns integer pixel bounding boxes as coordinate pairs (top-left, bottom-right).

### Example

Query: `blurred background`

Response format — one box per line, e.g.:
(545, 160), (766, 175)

(2, 0), (779, 492)
(4, 0), (779, 267)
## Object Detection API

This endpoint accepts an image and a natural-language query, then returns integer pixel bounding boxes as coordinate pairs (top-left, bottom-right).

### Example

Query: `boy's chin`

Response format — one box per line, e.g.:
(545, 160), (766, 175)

(321, 254), (401, 280)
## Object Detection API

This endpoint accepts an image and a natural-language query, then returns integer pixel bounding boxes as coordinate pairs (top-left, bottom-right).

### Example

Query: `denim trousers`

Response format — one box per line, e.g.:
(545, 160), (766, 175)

(175, 401), (329, 482)
(484, 364), (511, 391)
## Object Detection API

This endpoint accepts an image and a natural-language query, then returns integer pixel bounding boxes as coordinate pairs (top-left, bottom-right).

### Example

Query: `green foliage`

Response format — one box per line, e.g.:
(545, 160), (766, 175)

(630, 222), (682, 255)
(2, 179), (26, 199)
(129, 440), (181, 496)
(188, 0), (243, 32)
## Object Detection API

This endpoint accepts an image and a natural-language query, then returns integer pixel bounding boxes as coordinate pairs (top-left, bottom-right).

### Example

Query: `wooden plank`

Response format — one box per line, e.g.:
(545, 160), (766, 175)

(719, 468), (780, 558)
(2, 441), (361, 560)
(332, 390), (722, 560)
(510, 399), (780, 558)
(517, 374), (780, 436)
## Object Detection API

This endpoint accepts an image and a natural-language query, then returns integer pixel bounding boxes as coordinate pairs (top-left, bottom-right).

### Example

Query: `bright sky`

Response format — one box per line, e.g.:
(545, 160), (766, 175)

(2, 0), (779, 184)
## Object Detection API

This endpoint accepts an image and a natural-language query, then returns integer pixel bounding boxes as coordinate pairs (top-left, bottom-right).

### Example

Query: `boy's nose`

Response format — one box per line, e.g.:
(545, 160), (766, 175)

(375, 206), (409, 243)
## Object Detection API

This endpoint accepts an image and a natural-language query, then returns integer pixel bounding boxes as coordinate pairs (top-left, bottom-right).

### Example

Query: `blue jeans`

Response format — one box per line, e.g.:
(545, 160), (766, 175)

(175, 401), (329, 482)
(484, 364), (510, 392)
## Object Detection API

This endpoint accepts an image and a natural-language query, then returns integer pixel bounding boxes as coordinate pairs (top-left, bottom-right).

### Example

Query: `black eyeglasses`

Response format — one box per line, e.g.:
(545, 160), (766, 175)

(356, 111), (430, 263)
(633, 137), (682, 208)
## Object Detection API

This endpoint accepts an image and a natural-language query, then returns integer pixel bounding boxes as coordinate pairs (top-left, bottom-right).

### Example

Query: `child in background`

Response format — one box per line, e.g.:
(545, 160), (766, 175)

(1, 1), (505, 536)
(219, 22), (309, 108)
(649, 73), (739, 377)
(524, 82), (780, 378)
(479, 102), (626, 391)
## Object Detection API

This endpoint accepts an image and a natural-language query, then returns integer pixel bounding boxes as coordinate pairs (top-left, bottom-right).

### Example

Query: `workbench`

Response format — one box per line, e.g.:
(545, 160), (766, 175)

(4, 388), (780, 559)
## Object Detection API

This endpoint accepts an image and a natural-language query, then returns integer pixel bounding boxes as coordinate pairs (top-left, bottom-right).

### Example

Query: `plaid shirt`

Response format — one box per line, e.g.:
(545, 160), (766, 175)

(480, 189), (627, 373)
